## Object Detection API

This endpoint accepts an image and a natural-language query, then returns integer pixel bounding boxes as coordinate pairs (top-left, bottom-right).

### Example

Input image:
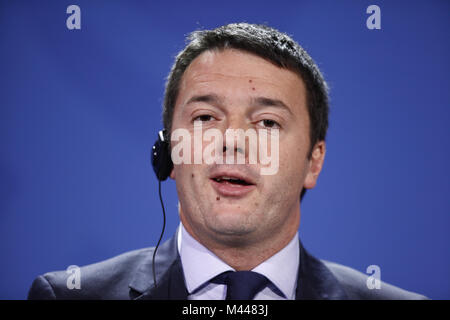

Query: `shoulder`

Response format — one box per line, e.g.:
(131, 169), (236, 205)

(28, 247), (154, 300)
(322, 260), (428, 300)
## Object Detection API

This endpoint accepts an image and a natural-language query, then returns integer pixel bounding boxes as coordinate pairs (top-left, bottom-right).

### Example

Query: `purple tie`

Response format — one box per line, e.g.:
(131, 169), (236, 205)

(211, 271), (270, 300)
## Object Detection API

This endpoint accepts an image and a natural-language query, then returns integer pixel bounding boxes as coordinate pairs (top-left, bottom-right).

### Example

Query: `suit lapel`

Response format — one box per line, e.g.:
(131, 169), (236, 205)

(296, 240), (348, 300)
(129, 230), (347, 300)
(129, 229), (188, 300)
(134, 257), (188, 300)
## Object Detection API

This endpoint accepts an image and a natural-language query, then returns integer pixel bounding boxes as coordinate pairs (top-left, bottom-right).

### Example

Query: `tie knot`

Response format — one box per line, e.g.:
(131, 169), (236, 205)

(211, 271), (270, 300)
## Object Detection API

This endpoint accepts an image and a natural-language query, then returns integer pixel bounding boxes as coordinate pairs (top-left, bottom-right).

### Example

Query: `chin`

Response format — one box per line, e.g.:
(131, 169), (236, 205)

(210, 205), (252, 219)
(208, 209), (257, 234)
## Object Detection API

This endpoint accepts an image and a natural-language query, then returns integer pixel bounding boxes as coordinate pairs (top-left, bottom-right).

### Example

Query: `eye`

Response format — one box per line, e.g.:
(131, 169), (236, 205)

(193, 114), (214, 122)
(258, 119), (280, 129)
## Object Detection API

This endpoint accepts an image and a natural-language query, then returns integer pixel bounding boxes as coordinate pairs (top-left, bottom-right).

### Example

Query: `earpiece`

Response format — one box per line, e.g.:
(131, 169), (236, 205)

(151, 129), (173, 181)
(151, 129), (172, 287)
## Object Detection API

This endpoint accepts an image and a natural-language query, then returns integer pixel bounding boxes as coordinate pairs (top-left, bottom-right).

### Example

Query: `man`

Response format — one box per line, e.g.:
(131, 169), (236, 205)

(28, 23), (426, 300)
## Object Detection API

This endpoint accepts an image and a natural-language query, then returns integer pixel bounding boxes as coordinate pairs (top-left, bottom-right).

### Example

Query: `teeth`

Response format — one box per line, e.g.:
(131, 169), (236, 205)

(216, 176), (238, 182)
(213, 176), (250, 185)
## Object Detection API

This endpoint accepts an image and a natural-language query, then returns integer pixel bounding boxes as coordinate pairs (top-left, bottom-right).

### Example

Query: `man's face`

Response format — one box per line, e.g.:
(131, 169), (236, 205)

(170, 48), (325, 247)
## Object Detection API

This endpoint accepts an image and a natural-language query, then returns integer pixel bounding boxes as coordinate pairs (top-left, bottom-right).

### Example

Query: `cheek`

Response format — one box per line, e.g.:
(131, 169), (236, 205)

(174, 164), (209, 194)
(277, 141), (307, 185)
(175, 165), (205, 216)
(174, 165), (194, 195)
(280, 140), (301, 168)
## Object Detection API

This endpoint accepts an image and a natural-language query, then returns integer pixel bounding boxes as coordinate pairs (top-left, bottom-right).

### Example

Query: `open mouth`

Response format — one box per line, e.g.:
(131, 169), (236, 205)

(209, 170), (257, 197)
(211, 176), (253, 186)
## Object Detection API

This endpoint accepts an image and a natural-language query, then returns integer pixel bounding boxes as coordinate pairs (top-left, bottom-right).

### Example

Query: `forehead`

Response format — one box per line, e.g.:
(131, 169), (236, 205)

(176, 48), (307, 112)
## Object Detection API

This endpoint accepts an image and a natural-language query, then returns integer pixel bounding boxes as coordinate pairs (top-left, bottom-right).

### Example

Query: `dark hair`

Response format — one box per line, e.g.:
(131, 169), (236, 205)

(162, 23), (329, 202)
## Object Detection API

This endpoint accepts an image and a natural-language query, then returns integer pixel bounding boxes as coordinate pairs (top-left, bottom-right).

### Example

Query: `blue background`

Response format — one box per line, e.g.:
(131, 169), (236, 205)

(1, 0), (449, 299)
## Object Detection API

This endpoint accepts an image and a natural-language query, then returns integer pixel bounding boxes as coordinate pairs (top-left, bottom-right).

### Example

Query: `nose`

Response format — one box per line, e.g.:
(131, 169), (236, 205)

(222, 116), (252, 164)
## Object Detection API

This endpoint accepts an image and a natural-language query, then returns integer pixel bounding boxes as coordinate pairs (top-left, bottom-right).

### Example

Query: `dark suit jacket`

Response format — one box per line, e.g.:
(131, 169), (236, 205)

(28, 232), (427, 300)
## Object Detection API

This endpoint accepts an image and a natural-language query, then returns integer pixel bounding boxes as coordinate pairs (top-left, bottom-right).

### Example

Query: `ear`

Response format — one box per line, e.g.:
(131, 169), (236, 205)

(303, 141), (326, 190)
(169, 168), (176, 180)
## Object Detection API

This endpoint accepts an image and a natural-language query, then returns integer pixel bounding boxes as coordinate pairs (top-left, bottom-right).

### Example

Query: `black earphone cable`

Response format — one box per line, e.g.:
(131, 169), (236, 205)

(152, 179), (166, 288)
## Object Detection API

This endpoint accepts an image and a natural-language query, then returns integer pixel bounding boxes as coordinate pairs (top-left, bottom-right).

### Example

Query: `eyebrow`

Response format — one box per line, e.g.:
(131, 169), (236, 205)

(185, 94), (224, 107)
(250, 96), (293, 115)
(184, 94), (293, 116)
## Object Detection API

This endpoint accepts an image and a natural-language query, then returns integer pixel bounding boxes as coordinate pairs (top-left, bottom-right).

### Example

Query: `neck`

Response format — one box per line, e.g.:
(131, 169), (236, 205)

(209, 231), (298, 271)
(180, 212), (300, 271)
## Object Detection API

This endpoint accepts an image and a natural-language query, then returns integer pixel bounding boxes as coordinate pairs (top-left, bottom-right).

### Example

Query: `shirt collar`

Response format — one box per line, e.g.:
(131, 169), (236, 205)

(178, 223), (299, 299)
(252, 230), (299, 299)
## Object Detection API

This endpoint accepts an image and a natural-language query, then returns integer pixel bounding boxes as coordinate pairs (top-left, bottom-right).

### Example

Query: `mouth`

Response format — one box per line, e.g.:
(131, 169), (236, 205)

(210, 172), (256, 197)
(211, 176), (253, 186)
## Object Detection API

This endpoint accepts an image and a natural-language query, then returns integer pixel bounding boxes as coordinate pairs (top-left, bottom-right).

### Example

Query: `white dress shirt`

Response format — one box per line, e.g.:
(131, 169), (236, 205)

(177, 223), (299, 300)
